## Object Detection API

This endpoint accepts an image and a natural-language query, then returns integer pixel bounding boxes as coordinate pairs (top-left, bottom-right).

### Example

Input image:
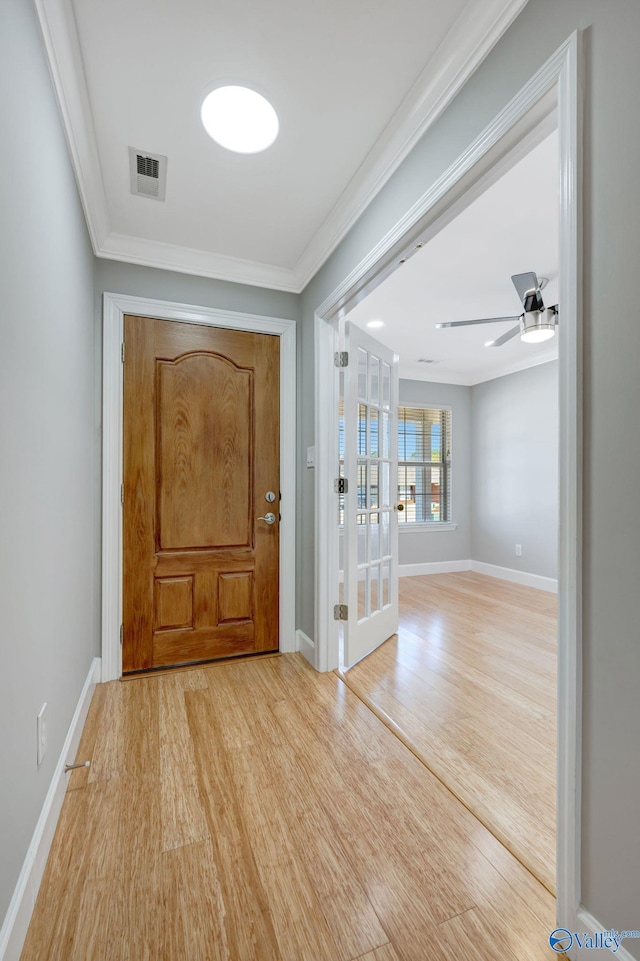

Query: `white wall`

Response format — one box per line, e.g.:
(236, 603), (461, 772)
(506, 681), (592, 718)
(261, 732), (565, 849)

(398, 379), (471, 566)
(471, 361), (558, 578)
(300, 0), (640, 927)
(0, 0), (98, 927)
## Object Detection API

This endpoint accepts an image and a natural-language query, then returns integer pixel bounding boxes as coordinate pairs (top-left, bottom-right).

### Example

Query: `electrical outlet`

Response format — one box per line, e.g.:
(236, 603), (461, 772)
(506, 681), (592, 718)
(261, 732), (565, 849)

(37, 703), (48, 767)
(515, 544), (522, 557)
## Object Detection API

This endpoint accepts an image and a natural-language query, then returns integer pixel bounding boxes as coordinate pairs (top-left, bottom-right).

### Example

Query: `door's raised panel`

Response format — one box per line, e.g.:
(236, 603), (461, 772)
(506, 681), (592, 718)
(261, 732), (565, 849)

(154, 576), (194, 631)
(218, 571), (254, 624)
(153, 624), (255, 667)
(156, 352), (253, 551)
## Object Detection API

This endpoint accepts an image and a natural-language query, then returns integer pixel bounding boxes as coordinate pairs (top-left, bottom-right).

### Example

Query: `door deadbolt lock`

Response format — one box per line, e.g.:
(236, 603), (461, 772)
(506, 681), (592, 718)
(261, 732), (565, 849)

(394, 503), (405, 512)
(265, 491), (276, 503)
(257, 512), (276, 525)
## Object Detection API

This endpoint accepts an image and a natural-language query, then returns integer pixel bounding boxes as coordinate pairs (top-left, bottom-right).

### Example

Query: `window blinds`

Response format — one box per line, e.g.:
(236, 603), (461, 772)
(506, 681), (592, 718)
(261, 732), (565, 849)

(397, 407), (451, 524)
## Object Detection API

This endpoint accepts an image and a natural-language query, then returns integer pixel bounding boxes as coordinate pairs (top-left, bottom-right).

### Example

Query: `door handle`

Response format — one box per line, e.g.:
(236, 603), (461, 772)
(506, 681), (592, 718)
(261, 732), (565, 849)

(257, 512), (276, 525)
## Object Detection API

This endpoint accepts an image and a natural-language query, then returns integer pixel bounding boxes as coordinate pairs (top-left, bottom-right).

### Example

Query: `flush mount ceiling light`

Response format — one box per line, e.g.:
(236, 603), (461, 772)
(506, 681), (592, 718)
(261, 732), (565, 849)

(520, 307), (557, 343)
(367, 320), (385, 328)
(201, 86), (279, 154)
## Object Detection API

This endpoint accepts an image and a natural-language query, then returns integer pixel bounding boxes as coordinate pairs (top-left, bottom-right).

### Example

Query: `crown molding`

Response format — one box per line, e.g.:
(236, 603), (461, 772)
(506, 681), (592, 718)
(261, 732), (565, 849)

(34, 0), (529, 294)
(98, 232), (299, 291)
(33, 0), (110, 250)
(291, 0), (531, 290)
(399, 346), (558, 386)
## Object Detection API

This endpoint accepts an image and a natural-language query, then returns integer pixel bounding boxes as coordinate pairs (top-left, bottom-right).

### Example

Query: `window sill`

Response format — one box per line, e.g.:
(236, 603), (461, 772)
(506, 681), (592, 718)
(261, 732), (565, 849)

(398, 522), (458, 533)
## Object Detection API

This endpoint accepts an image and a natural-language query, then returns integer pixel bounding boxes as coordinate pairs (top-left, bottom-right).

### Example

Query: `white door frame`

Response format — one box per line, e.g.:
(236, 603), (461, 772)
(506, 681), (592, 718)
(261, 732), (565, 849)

(101, 292), (297, 682)
(314, 32), (582, 939)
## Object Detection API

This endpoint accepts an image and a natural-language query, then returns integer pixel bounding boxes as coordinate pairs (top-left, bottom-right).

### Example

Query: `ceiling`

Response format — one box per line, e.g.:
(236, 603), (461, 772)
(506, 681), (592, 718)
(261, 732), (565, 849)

(38, 0), (528, 291)
(347, 129), (559, 385)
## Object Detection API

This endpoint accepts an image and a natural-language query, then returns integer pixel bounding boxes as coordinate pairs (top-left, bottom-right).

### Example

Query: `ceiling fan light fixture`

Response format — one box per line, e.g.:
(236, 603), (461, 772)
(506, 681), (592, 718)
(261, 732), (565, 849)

(520, 307), (557, 344)
(201, 86), (279, 154)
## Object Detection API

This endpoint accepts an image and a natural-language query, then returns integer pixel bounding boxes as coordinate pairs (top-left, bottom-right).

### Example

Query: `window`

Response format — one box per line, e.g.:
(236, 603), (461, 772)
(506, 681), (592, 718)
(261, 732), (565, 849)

(398, 406), (451, 524)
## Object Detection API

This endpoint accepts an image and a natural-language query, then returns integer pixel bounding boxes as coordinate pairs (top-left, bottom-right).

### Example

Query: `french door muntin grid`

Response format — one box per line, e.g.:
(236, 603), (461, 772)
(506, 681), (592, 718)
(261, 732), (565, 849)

(355, 346), (393, 623)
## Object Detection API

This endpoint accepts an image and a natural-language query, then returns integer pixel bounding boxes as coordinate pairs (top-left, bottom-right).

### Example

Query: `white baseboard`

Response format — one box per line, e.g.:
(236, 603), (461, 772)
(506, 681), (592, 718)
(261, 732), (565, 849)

(296, 629), (315, 668)
(0, 657), (101, 961)
(572, 907), (639, 961)
(399, 560), (472, 578)
(343, 558), (557, 591)
(470, 560), (558, 594)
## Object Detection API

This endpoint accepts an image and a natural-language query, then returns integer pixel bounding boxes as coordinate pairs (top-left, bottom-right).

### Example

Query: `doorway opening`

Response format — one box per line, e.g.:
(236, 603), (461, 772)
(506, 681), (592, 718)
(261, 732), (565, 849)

(337, 126), (559, 894)
(313, 34), (581, 930)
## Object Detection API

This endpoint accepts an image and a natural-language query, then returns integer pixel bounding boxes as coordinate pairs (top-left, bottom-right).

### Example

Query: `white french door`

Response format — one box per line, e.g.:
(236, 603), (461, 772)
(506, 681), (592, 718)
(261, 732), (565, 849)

(343, 322), (399, 668)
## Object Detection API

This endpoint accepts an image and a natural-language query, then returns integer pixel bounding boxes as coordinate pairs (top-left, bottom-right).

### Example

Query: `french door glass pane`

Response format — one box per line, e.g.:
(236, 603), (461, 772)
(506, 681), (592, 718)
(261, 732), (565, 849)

(358, 348), (368, 401)
(358, 569), (369, 621)
(358, 405), (367, 455)
(382, 560), (391, 607)
(382, 363), (391, 409)
(358, 460), (367, 509)
(370, 356), (380, 406)
(381, 460), (390, 507)
(369, 462), (379, 509)
(382, 411), (389, 458)
(369, 408), (379, 456)
(371, 564), (381, 613)
(357, 514), (367, 566)
(370, 512), (380, 561)
(381, 510), (390, 557)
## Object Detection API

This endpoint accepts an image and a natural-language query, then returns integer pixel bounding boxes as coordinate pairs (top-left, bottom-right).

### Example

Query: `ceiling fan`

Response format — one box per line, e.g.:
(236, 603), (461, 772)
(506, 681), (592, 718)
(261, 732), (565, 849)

(435, 271), (558, 347)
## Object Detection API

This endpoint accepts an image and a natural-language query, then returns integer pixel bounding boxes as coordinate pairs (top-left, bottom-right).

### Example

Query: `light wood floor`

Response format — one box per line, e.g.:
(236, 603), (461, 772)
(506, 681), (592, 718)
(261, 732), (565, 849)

(343, 572), (557, 893)
(20, 652), (556, 961)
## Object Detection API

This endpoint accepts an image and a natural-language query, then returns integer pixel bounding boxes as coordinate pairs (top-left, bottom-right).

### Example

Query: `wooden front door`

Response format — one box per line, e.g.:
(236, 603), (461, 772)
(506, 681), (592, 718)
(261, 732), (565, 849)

(122, 315), (280, 673)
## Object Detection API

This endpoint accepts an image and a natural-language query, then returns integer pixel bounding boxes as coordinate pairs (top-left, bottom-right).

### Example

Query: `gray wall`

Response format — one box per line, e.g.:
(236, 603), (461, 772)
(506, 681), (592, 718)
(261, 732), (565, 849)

(94, 259), (300, 324)
(0, 0), (98, 925)
(471, 361), (558, 578)
(300, 0), (640, 930)
(398, 379), (471, 566)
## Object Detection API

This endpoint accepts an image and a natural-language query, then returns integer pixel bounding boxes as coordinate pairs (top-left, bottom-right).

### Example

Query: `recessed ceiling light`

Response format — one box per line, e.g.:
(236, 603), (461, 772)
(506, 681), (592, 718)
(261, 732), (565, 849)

(201, 86), (279, 154)
(367, 320), (384, 328)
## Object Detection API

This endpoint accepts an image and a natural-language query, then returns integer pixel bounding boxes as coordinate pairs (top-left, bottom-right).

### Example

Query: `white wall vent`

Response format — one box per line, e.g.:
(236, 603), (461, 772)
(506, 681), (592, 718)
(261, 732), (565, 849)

(128, 147), (167, 201)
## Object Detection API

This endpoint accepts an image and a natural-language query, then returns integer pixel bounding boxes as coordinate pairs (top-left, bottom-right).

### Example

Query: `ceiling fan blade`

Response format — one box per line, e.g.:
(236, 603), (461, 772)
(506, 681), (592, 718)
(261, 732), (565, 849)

(485, 324), (521, 347)
(511, 272), (544, 312)
(436, 315), (521, 329)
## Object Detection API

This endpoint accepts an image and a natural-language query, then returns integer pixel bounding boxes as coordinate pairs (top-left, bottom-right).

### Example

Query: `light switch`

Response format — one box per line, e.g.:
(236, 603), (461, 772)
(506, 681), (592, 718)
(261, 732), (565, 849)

(306, 446), (316, 469)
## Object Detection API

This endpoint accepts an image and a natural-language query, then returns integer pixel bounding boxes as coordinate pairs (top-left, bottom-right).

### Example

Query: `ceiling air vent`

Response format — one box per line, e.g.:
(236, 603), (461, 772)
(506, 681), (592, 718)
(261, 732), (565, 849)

(417, 358), (439, 364)
(128, 147), (167, 201)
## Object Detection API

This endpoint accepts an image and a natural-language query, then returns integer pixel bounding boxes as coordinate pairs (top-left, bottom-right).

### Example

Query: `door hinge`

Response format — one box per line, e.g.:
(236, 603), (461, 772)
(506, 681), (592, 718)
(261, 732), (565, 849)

(334, 478), (348, 494)
(121, 343), (125, 363)
(334, 351), (348, 368)
(120, 483), (124, 505)
(334, 604), (348, 621)
(120, 624), (123, 645)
